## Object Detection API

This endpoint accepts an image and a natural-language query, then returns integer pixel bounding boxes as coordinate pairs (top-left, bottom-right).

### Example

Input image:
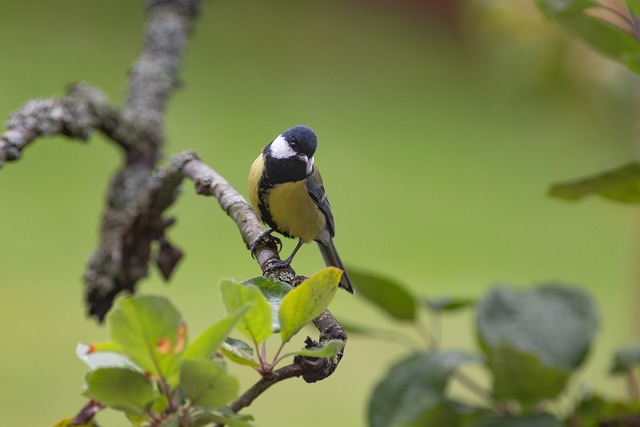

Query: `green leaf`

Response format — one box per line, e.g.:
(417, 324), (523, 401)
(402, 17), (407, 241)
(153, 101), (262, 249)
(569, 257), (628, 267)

(560, 14), (640, 65)
(180, 359), (239, 409)
(221, 338), (259, 367)
(611, 342), (640, 373)
(535, 1), (640, 75)
(278, 267), (341, 343)
(85, 367), (153, 415)
(629, 0), (640, 16)
(488, 345), (571, 407)
(477, 284), (598, 406)
(192, 412), (255, 427)
(184, 308), (249, 360)
(473, 413), (564, 427)
(348, 268), (417, 321)
(283, 339), (345, 359)
(76, 343), (141, 371)
(404, 402), (488, 427)
(368, 351), (480, 427)
(424, 296), (475, 312)
(477, 284), (598, 370)
(242, 276), (291, 332)
(53, 419), (99, 427)
(107, 295), (185, 383)
(220, 279), (272, 344)
(550, 162), (640, 203)
(535, 0), (594, 18)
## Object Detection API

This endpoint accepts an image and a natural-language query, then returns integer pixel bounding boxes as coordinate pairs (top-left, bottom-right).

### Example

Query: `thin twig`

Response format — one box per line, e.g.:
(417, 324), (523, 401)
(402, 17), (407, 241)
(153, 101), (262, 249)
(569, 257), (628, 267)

(453, 370), (510, 415)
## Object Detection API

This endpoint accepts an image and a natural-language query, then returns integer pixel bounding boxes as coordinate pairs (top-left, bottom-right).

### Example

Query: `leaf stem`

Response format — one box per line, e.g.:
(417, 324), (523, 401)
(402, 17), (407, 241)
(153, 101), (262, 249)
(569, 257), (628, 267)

(414, 315), (439, 350)
(627, 368), (640, 402)
(453, 369), (510, 415)
(270, 341), (287, 368)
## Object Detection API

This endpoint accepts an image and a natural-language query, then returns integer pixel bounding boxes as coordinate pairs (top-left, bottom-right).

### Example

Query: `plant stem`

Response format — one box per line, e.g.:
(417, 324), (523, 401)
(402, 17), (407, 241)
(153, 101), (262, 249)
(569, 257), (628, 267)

(628, 368), (640, 402)
(453, 370), (510, 415)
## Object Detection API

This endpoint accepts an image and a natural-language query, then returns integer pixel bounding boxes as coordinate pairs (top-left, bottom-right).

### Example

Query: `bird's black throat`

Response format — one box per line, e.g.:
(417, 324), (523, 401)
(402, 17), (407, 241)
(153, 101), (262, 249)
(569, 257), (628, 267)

(261, 153), (308, 186)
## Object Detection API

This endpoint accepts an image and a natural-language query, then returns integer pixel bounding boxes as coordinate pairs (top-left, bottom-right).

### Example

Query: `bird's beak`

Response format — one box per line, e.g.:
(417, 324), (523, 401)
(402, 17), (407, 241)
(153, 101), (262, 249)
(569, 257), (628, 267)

(306, 156), (315, 175)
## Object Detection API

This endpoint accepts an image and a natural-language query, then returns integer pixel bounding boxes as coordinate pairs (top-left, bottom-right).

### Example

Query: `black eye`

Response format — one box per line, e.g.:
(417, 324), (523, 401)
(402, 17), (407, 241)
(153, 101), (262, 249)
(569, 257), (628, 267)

(290, 141), (297, 148)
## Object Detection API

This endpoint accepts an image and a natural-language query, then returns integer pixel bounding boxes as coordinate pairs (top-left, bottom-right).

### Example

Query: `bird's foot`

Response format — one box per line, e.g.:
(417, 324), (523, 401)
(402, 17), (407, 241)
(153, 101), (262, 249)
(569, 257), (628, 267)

(264, 258), (295, 276)
(249, 228), (282, 258)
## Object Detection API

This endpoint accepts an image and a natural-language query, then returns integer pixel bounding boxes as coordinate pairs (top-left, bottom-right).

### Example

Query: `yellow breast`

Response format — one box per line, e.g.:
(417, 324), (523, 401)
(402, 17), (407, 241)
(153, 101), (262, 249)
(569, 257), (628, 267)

(248, 154), (264, 220)
(267, 180), (326, 243)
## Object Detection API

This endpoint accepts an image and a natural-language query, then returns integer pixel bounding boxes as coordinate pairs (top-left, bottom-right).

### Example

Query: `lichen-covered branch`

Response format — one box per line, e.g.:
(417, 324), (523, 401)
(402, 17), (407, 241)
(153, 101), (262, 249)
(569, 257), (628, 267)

(0, 83), (117, 166)
(84, 0), (202, 319)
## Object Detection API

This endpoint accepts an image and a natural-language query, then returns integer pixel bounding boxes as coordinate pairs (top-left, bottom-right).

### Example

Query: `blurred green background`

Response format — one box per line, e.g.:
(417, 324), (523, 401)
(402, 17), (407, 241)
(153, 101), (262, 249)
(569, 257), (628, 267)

(1, 0), (639, 425)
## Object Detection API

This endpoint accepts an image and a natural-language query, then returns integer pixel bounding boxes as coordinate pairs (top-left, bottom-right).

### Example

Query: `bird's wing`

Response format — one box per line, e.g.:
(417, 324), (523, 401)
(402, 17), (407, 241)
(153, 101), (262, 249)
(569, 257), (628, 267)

(306, 166), (335, 237)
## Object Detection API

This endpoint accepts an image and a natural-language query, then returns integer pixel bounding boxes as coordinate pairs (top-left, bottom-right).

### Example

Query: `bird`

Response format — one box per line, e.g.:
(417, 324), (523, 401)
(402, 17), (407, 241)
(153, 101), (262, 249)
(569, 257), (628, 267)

(248, 125), (354, 293)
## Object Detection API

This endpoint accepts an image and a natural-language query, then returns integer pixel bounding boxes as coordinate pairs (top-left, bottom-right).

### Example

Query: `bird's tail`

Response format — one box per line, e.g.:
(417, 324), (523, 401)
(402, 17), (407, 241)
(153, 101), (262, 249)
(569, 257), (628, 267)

(317, 239), (355, 293)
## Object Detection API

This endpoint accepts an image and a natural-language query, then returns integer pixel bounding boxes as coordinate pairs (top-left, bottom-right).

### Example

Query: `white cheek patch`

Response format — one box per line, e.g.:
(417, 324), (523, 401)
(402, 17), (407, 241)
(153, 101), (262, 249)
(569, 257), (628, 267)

(270, 135), (296, 159)
(306, 156), (315, 175)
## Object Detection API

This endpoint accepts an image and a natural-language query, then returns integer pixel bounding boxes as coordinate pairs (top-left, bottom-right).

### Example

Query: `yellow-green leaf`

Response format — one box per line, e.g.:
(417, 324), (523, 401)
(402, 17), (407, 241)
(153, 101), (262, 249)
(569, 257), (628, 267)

(278, 267), (340, 343)
(220, 279), (272, 344)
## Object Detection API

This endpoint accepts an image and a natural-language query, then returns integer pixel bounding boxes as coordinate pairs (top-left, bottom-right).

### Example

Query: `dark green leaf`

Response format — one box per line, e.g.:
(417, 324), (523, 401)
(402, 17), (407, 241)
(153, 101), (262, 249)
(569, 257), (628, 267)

(192, 412), (255, 427)
(85, 367), (153, 415)
(473, 413), (563, 427)
(368, 351), (480, 427)
(424, 296), (476, 312)
(180, 359), (239, 409)
(279, 267), (340, 343)
(242, 276), (291, 332)
(405, 401), (488, 427)
(221, 338), (259, 367)
(550, 162), (640, 203)
(477, 284), (597, 406)
(488, 345), (571, 406)
(107, 295), (185, 383)
(477, 284), (598, 370)
(611, 342), (640, 373)
(283, 339), (345, 359)
(535, 0), (594, 18)
(184, 308), (249, 360)
(571, 393), (640, 426)
(349, 268), (417, 321)
(220, 279), (272, 344)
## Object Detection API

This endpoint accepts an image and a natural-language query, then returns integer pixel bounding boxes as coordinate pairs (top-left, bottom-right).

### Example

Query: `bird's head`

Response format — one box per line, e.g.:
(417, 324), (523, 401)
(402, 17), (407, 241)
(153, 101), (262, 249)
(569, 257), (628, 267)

(268, 125), (317, 176)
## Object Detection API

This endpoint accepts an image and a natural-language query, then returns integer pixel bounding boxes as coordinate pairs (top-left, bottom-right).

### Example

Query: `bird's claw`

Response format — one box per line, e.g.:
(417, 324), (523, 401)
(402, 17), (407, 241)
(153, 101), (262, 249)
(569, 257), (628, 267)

(249, 229), (283, 259)
(264, 258), (294, 276)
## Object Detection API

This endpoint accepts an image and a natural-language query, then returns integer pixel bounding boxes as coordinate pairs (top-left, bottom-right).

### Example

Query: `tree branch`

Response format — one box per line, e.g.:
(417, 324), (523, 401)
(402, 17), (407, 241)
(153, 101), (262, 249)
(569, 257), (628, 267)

(83, 0), (202, 319)
(0, 83), (116, 166)
(2, 0), (202, 319)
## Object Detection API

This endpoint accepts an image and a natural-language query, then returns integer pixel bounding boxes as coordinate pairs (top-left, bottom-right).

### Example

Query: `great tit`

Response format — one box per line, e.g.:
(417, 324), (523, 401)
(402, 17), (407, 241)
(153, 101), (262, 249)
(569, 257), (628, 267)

(248, 125), (354, 293)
